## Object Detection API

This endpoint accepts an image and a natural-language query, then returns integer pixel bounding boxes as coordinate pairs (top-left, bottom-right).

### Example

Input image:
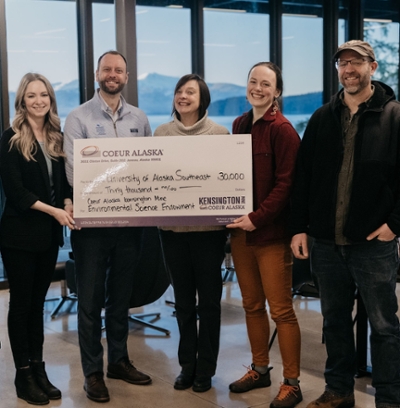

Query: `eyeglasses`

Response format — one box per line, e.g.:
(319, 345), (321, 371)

(335, 58), (370, 69)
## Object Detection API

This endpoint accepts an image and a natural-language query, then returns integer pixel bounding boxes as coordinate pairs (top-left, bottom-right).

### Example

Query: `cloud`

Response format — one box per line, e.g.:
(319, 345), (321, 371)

(34, 28), (66, 36)
(32, 50), (60, 53)
(204, 43), (236, 48)
(138, 40), (169, 44)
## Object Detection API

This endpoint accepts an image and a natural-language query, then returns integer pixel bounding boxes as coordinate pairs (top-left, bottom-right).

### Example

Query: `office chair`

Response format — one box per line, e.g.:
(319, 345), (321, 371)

(45, 250), (78, 318)
(62, 228), (171, 335)
(222, 238), (235, 283)
(45, 227), (77, 318)
(129, 227), (171, 336)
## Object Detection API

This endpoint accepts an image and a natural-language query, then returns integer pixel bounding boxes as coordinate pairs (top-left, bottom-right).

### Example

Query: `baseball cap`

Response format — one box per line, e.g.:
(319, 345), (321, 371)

(333, 40), (375, 61)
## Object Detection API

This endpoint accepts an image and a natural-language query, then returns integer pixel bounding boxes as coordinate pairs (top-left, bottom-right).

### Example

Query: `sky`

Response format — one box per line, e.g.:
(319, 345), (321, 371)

(5, 0), (399, 98)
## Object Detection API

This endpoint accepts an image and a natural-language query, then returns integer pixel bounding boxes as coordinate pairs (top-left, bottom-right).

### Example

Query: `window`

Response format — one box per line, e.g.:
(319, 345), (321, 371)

(6, 0), (79, 126)
(364, 20), (399, 97)
(93, 2), (116, 72)
(2, 0), (80, 280)
(136, 5), (191, 130)
(282, 13), (323, 135)
(204, 8), (269, 131)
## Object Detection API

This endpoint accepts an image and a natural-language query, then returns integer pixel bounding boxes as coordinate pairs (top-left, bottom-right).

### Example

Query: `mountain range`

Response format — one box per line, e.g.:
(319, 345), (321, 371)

(9, 73), (322, 118)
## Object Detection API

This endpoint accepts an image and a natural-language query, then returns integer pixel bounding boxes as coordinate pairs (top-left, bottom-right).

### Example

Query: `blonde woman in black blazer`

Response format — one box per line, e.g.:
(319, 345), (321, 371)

(0, 73), (75, 406)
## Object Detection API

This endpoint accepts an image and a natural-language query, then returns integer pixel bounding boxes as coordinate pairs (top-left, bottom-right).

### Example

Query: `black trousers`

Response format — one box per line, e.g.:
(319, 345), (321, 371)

(71, 227), (143, 377)
(2, 243), (59, 368)
(160, 229), (227, 377)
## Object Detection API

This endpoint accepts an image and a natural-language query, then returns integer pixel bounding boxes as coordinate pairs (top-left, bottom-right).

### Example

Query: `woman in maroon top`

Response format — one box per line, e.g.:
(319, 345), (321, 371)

(227, 62), (302, 408)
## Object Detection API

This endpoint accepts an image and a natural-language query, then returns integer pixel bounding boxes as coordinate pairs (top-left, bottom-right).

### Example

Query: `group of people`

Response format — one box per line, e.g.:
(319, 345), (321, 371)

(1, 40), (400, 408)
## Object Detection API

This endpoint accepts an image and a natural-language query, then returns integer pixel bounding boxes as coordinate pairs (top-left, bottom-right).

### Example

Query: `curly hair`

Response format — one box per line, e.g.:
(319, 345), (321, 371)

(10, 72), (64, 161)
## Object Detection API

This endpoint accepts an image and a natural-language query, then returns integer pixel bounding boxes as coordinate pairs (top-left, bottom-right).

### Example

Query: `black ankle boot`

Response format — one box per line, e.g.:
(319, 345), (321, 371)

(30, 361), (61, 400)
(15, 367), (49, 405)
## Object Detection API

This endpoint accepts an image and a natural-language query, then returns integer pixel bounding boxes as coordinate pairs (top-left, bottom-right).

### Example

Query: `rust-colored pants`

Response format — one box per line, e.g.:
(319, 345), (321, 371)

(230, 230), (301, 379)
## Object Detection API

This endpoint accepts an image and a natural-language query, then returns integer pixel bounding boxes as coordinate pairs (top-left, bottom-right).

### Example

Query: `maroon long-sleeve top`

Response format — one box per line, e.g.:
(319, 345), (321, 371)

(232, 106), (300, 245)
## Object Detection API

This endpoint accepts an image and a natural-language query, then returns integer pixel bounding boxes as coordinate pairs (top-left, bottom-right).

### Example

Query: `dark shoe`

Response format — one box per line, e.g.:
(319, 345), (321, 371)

(30, 361), (61, 400)
(107, 358), (152, 385)
(270, 381), (303, 408)
(84, 372), (110, 403)
(229, 364), (272, 393)
(15, 367), (49, 405)
(306, 390), (355, 408)
(174, 373), (194, 390)
(192, 376), (212, 393)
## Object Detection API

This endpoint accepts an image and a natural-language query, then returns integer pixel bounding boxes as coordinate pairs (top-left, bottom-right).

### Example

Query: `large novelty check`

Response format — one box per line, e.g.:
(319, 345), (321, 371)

(73, 134), (252, 228)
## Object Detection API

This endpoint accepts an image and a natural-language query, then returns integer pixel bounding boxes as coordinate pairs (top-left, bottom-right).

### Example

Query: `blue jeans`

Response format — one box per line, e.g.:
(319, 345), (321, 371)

(71, 227), (142, 377)
(311, 239), (400, 406)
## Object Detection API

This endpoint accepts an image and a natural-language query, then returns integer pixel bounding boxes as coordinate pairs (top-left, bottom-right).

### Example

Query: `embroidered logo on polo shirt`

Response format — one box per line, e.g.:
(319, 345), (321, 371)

(130, 128), (138, 133)
(96, 124), (106, 135)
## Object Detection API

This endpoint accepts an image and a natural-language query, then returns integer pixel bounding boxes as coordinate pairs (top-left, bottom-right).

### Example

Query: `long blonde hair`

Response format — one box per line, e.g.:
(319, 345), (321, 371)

(10, 73), (64, 161)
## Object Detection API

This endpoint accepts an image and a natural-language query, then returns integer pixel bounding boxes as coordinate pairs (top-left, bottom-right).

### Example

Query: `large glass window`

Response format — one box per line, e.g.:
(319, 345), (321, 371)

(282, 14), (323, 135)
(339, 20), (345, 46)
(92, 1), (116, 106)
(93, 2), (116, 71)
(5, 0), (79, 126)
(136, 5), (191, 130)
(3, 0), (79, 280)
(364, 20), (399, 97)
(204, 9), (269, 131)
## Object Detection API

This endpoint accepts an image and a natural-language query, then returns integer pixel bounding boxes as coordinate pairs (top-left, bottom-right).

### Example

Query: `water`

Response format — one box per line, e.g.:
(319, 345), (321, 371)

(147, 114), (311, 137)
(59, 113), (311, 137)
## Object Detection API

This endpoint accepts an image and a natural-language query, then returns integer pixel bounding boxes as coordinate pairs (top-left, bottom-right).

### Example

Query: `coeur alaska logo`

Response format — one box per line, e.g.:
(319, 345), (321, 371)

(80, 145), (101, 158)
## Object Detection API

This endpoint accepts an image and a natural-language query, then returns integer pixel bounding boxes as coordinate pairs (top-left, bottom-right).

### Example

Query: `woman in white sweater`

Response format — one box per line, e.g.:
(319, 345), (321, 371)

(154, 74), (228, 393)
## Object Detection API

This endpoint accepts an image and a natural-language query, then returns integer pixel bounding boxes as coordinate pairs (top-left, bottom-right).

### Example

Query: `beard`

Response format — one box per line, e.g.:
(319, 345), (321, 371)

(340, 72), (370, 95)
(98, 79), (125, 95)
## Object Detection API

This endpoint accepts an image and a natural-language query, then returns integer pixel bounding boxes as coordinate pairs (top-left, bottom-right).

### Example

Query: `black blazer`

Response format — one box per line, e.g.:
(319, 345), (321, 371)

(0, 128), (72, 251)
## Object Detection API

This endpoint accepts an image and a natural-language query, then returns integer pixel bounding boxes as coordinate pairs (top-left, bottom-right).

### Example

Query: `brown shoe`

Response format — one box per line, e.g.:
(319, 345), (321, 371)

(107, 358), (151, 385)
(229, 364), (272, 393)
(306, 390), (355, 408)
(270, 381), (303, 408)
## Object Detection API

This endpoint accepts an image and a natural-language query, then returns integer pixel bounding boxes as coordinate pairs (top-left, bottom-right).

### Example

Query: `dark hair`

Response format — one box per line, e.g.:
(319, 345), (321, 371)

(97, 50), (127, 70)
(172, 74), (211, 121)
(247, 62), (283, 96)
